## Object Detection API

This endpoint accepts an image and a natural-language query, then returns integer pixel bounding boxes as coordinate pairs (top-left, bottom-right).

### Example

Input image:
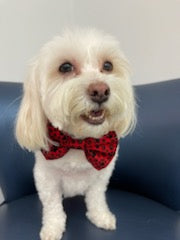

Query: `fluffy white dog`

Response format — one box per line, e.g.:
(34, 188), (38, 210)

(15, 28), (136, 240)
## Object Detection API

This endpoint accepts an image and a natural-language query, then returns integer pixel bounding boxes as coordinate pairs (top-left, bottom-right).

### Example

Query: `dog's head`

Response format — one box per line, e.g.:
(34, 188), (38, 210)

(16, 28), (136, 151)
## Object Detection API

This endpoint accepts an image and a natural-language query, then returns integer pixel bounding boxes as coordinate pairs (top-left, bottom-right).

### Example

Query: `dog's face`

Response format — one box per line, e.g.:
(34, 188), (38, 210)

(16, 28), (136, 151)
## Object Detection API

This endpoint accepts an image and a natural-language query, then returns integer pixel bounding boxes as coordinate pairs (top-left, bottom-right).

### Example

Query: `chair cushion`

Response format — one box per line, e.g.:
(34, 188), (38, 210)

(0, 189), (180, 240)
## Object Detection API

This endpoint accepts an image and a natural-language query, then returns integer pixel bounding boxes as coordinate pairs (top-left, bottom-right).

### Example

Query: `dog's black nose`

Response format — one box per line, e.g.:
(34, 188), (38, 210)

(87, 82), (110, 104)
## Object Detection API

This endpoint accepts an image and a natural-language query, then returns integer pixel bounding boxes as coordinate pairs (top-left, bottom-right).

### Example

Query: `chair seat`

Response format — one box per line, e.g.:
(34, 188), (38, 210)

(0, 189), (180, 240)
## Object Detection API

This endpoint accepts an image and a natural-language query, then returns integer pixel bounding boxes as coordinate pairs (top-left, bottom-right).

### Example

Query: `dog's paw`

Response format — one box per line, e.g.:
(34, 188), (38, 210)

(40, 224), (65, 240)
(86, 210), (116, 230)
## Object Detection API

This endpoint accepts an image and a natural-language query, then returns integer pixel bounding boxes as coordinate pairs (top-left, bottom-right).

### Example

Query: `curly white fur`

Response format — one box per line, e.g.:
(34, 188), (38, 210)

(15, 28), (136, 240)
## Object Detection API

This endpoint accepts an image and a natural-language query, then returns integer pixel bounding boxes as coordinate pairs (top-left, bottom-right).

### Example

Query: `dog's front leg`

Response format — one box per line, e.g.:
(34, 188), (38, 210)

(34, 162), (66, 240)
(85, 179), (116, 230)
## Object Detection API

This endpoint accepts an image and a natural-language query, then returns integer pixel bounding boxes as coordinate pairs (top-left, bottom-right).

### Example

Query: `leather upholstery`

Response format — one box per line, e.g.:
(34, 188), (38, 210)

(0, 82), (35, 203)
(112, 79), (180, 210)
(0, 190), (180, 240)
(0, 80), (180, 240)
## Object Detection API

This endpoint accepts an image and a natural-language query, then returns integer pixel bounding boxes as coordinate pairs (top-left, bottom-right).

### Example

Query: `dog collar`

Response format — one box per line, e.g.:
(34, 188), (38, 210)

(41, 122), (118, 170)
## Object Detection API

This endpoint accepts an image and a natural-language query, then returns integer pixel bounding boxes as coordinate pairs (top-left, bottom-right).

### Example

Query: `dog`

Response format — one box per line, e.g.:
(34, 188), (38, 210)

(15, 28), (136, 240)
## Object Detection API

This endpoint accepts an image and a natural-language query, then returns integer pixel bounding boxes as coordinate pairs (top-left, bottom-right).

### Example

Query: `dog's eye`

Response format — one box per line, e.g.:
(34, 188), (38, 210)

(59, 62), (74, 73)
(103, 61), (113, 72)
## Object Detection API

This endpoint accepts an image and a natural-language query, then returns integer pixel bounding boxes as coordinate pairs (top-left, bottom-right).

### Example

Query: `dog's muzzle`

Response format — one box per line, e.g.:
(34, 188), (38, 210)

(80, 82), (110, 125)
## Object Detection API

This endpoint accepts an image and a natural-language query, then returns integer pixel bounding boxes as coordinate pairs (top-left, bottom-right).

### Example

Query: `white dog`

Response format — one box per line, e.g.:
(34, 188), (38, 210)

(15, 28), (136, 240)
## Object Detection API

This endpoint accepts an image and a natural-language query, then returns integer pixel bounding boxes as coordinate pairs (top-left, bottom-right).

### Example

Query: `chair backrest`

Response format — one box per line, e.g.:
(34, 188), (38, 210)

(112, 79), (180, 210)
(0, 80), (180, 210)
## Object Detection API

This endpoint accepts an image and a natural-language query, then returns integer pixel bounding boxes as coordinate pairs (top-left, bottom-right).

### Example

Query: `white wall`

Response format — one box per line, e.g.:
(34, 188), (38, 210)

(0, 0), (180, 85)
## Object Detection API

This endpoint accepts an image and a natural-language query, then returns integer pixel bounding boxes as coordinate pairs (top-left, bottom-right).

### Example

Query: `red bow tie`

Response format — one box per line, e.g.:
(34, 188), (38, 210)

(41, 123), (118, 170)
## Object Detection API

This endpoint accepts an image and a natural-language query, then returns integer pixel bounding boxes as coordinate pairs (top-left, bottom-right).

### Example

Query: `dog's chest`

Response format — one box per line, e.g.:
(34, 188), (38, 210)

(35, 148), (116, 197)
(45, 149), (92, 171)
(36, 149), (99, 197)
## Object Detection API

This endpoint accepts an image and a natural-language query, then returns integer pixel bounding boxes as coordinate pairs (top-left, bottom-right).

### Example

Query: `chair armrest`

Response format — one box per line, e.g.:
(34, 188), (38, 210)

(0, 82), (36, 203)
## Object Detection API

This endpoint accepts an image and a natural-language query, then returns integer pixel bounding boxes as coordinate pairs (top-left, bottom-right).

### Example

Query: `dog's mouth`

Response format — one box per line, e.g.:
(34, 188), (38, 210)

(81, 109), (105, 125)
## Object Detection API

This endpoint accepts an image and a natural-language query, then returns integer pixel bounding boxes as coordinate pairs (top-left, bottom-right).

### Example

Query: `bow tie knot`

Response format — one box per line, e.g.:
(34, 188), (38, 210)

(41, 123), (118, 170)
(58, 135), (85, 149)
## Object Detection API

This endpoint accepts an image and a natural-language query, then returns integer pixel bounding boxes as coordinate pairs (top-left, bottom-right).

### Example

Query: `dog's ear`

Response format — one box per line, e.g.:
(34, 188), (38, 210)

(115, 57), (137, 138)
(118, 94), (137, 138)
(15, 59), (48, 151)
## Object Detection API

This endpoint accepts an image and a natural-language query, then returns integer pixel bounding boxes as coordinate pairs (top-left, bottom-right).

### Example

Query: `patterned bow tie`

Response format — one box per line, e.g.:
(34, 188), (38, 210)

(41, 123), (118, 170)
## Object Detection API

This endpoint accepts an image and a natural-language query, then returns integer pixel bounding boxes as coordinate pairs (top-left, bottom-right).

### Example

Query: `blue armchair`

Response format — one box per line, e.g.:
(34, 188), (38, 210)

(0, 79), (180, 240)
